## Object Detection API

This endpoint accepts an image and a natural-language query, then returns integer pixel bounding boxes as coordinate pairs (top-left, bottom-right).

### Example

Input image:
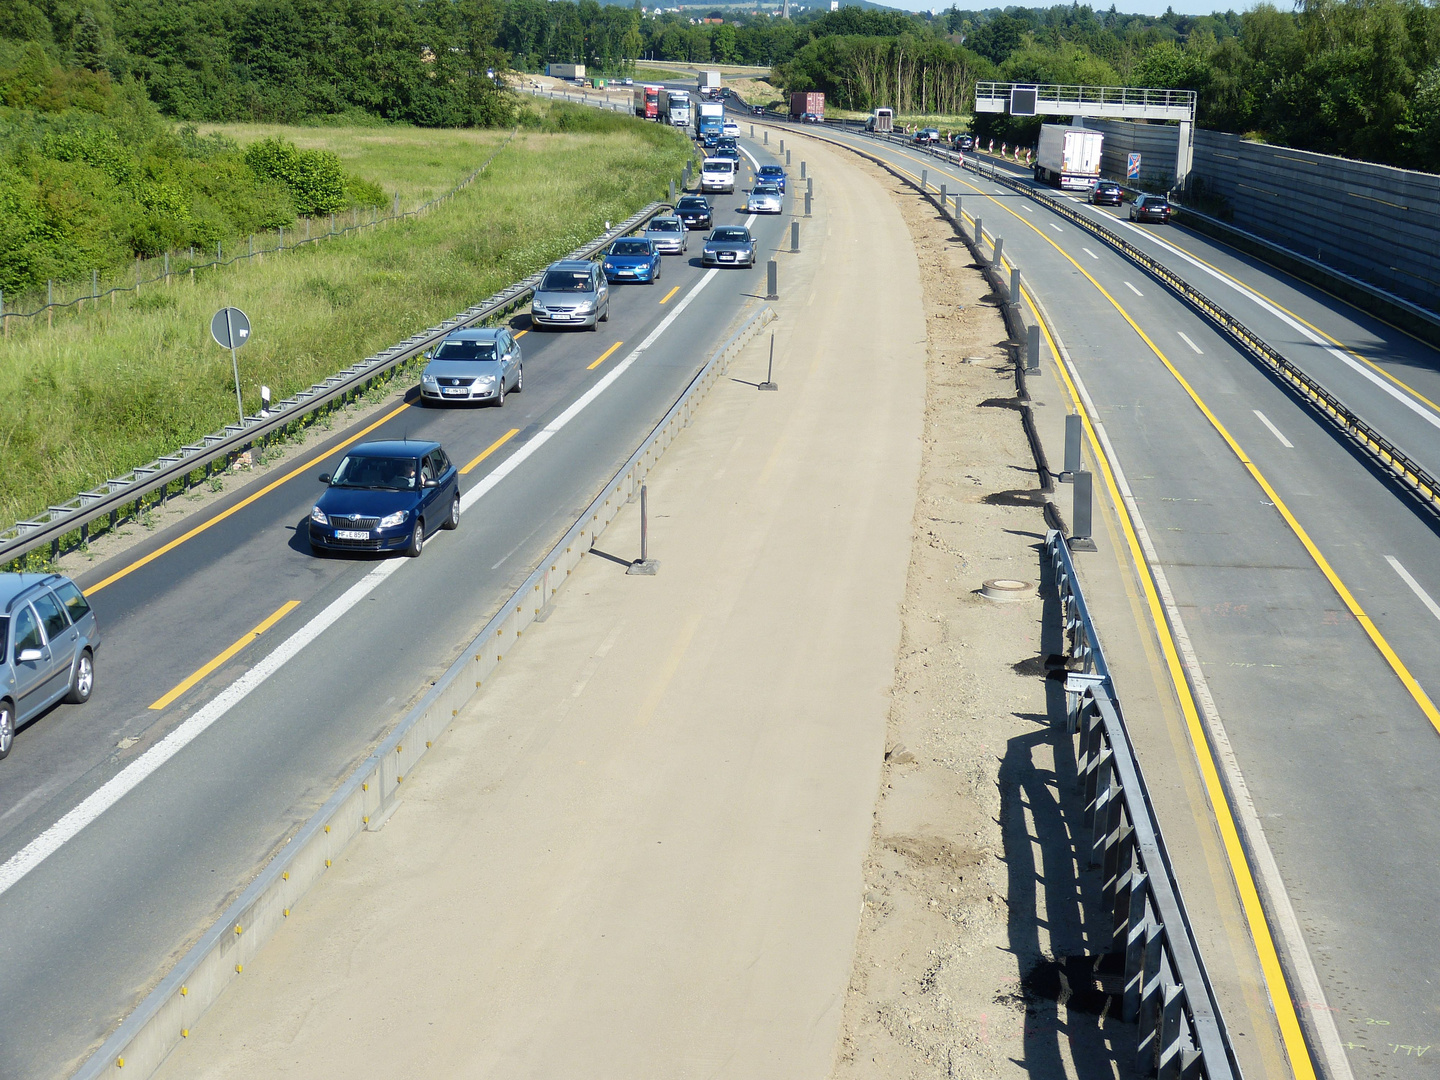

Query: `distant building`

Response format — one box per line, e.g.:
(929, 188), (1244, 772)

(830, 0), (838, 8)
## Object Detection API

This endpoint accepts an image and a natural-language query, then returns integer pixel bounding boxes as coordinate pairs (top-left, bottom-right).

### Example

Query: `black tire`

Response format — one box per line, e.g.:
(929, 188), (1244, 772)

(65, 649), (94, 705)
(0, 700), (13, 760)
(600, 304), (608, 322)
(495, 377), (505, 407)
(407, 519), (425, 558)
(514, 364), (523, 393)
(443, 492), (460, 530)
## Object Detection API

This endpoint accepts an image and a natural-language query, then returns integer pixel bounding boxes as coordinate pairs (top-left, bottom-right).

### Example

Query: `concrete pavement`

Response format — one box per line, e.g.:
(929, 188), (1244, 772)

(152, 133), (927, 1078)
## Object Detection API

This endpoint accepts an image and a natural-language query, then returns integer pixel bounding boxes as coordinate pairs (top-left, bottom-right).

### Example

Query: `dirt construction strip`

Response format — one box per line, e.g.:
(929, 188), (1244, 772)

(149, 135), (1283, 1079)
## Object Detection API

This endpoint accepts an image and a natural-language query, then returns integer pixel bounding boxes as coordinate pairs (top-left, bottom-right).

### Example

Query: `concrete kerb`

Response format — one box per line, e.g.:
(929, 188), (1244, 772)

(72, 302), (779, 1080)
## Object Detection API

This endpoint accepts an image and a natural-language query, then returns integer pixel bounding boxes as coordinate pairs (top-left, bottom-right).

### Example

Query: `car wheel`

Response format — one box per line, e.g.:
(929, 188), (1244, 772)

(408, 519), (425, 558)
(443, 492), (460, 530)
(0, 700), (14, 760)
(514, 364), (523, 393)
(65, 650), (94, 705)
(495, 377), (505, 407)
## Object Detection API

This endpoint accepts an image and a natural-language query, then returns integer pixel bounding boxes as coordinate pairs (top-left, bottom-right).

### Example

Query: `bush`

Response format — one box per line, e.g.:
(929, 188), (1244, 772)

(243, 137), (348, 215)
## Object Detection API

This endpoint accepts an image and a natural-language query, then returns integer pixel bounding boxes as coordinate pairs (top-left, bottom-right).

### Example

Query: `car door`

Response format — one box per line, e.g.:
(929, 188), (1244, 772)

(434, 447), (459, 503)
(592, 267), (608, 317)
(10, 604), (51, 721)
(419, 453), (440, 520)
(497, 332), (514, 387)
(32, 589), (76, 704)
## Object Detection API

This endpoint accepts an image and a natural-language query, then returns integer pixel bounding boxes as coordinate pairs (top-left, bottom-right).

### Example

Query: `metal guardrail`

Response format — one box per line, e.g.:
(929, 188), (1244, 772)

(1047, 529), (1241, 1080)
(958, 155), (1440, 519)
(73, 300), (778, 1080)
(0, 200), (670, 569)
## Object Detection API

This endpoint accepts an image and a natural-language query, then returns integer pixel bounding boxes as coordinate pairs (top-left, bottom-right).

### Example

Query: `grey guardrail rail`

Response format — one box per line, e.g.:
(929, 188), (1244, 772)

(1047, 529), (1243, 1080)
(0, 202), (669, 569)
(73, 300), (779, 1080)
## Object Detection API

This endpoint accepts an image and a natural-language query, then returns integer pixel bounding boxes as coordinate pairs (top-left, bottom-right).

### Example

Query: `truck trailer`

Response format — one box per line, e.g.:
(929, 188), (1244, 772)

(789, 92), (824, 121)
(546, 63), (585, 80)
(1033, 124), (1104, 191)
(697, 70), (722, 97)
(864, 108), (893, 133)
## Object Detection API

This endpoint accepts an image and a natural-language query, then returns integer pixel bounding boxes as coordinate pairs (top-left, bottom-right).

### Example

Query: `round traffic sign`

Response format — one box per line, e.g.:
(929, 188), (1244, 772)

(211, 307), (252, 350)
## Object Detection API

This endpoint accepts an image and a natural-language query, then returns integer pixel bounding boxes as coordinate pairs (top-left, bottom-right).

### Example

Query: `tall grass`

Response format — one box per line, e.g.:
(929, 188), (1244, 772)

(0, 116), (692, 528)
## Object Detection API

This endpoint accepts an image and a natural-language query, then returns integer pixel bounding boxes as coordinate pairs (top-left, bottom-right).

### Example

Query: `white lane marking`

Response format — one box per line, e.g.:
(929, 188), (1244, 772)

(1024, 286), (1357, 1080)
(1385, 555), (1440, 624)
(1252, 410), (1294, 448)
(1124, 281), (1144, 297)
(1022, 205), (1033, 213)
(1049, 223), (1062, 233)
(1116, 217), (1440, 429)
(1082, 247), (1099, 261)
(0, 264), (729, 900)
(1178, 331), (1204, 354)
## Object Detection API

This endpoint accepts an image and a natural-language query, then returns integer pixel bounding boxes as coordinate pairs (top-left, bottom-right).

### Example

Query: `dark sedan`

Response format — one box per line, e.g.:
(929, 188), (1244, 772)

(676, 195), (713, 230)
(310, 440), (460, 558)
(1129, 193), (1172, 223)
(1091, 181), (1124, 206)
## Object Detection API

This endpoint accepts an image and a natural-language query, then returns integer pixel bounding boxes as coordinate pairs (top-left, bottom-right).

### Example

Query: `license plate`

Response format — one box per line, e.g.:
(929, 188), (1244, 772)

(719, 253), (735, 261)
(443, 387), (467, 396)
(335, 530), (369, 540)
(618, 270), (634, 277)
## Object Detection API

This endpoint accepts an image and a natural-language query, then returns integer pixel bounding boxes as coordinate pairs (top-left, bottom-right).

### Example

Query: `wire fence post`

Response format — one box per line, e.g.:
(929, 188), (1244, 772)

(48, 279), (53, 328)
(93, 268), (99, 306)
(135, 257), (141, 295)
(1, 287), (6, 338)
(393, 192), (400, 217)
(164, 253), (170, 287)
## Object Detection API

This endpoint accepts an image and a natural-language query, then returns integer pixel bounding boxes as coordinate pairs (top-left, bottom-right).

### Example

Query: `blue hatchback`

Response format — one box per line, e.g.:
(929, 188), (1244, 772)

(602, 238), (662, 284)
(757, 164), (786, 193)
(309, 440), (460, 558)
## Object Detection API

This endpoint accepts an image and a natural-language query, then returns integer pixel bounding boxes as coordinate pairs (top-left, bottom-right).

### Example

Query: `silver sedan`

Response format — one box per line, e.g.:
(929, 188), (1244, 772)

(643, 216), (689, 254)
(746, 182), (783, 214)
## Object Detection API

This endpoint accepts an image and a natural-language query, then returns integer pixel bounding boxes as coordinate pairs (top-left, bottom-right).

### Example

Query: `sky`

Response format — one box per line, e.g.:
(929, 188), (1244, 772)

(880, 0), (1247, 15)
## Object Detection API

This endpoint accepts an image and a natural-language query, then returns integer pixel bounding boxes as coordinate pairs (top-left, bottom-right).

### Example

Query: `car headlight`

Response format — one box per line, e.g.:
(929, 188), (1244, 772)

(476, 375), (496, 386)
(576, 300), (595, 312)
(532, 302), (547, 313)
(310, 506), (329, 525)
(378, 510), (408, 528)
(422, 373), (438, 387)
(603, 262), (614, 269)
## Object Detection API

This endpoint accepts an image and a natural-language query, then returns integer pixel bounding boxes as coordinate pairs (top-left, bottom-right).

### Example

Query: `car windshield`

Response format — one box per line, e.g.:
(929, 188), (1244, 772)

(330, 455), (421, 490)
(434, 339), (497, 361)
(753, 184), (780, 195)
(539, 270), (592, 292)
(760, 167), (782, 176)
(712, 228), (749, 242)
(678, 198), (707, 210)
(611, 240), (651, 255)
(648, 219), (682, 232)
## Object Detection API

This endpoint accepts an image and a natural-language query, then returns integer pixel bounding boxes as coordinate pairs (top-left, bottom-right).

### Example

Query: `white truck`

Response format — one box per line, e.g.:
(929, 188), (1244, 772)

(1033, 124), (1104, 191)
(663, 89), (692, 128)
(697, 70), (722, 97)
(545, 63), (585, 81)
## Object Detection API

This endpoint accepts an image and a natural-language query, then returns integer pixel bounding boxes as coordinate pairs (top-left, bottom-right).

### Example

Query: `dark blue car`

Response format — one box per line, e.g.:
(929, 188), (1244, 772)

(757, 164), (786, 193)
(602, 238), (662, 284)
(309, 440), (460, 558)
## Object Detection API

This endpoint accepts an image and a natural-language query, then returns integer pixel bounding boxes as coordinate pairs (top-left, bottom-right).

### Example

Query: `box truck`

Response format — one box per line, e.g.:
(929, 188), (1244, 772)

(697, 70), (722, 97)
(695, 100), (725, 142)
(1034, 124), (1104, 191)
(546, 63), (585, 80)
(789, 92), (824, 121)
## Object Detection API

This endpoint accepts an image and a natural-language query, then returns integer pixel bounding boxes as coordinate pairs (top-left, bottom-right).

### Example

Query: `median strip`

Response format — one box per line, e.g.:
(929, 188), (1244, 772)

(150, 602), (301, 712)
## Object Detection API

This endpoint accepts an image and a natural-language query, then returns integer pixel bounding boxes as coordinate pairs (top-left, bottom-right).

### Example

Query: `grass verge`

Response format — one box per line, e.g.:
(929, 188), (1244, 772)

(0, 106), (693, 532)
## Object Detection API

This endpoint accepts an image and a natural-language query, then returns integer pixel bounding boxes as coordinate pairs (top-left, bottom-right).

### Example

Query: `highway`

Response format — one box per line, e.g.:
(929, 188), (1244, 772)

(0, 135), (788, 1080)
(778, 121), (1440, 1079)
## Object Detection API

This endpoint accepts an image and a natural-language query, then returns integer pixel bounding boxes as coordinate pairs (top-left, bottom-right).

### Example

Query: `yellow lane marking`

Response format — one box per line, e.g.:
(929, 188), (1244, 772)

(514, 329), (529, 339)
(588, 341), (624, 371)
(460, 428), (519, 476)
(85, 403), (412, 598)
(659, 285), (681, 305)
(149, 600), (300, 711)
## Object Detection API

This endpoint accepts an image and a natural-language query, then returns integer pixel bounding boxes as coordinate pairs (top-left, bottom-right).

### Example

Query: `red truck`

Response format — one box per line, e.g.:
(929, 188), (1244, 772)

(789, 92), (824, 122)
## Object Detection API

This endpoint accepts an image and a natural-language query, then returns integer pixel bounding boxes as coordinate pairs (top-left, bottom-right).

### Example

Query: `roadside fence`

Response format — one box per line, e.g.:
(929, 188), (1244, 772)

(73, 300), (780, 1080)
(0, 131), (517, 338)
(1046, 529), (1242, 1080)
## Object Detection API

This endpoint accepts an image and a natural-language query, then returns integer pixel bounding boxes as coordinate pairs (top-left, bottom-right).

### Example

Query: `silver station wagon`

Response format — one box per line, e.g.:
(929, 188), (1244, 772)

(420, 328), (523, 406)
(531, 260), (610, 331)
(1, 572), (100, 759)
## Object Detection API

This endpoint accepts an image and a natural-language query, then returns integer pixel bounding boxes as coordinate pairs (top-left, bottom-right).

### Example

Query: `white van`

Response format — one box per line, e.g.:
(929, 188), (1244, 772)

(700, 157), (736, 194)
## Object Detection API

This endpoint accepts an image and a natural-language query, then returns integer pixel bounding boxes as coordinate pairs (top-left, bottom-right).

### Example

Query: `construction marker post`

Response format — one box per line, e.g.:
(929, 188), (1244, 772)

(921, 168), (928, 191)
(669, 179), (676, 202)
(1071, 471), (1096, 550)
(766, 260), (779, 301)
(759, 333), (778, 391)
(627, 485), (659, 575)
(1010, 266), (1021, 305)
(800, 161), (807, 179)
(992, 236), (1004, 268)
(1027, 325), (1041, 374)
(786, 149), (791, 166)
(940, 183), (947, 210)
(1062, 414), (1082, 480)
(804, 190), (812, 217)
(974, 217), (983, 251)
(764, 130), (768, 145)
(790, 221), (800, 253)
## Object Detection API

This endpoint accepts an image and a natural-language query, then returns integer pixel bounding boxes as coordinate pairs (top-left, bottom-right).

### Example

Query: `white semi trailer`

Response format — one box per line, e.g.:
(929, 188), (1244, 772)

(1033, 124), (1104, 190)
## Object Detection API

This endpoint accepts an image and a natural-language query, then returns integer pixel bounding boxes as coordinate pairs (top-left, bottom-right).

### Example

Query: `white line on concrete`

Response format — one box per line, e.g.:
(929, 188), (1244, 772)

(1253, 410), (1294, 448)
(1025, 287), (1356, 1080)
(1116, 217), (1440, 429)
(1049, 223), (1062, 233)
(0, 262), (730, 901)
(1178, 331), (1204, 354)
(1082, 247), (1099, 260)
(1385, 555), (1440, 624)
(1124, 281), (1144, 297)
(1022, 205), (1034, 213)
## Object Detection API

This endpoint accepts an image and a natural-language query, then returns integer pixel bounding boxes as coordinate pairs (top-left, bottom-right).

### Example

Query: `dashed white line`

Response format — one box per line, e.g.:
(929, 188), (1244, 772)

(1178, 331), (1204, 354)
(1049, 223), (1062, 233)
(1082, 247), (1099, 260)
(1021, 205), (1033, 213)
(1124, 281), (1144, 297)
(1252, 410), (1294, 447)
(1386, 556), (1440, 624)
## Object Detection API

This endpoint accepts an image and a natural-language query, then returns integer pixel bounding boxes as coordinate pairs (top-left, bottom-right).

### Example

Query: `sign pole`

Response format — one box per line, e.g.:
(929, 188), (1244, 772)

(225, 307), (244, 425)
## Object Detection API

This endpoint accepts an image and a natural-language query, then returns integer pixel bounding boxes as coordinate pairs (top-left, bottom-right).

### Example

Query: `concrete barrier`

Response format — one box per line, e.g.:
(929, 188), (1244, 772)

(73, 301), (780, 1080)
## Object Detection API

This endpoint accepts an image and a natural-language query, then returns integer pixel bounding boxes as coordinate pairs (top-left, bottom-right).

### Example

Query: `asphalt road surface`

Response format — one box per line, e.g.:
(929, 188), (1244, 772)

(794, 124), (1440, 1080)
(0, 137), (789, 1080)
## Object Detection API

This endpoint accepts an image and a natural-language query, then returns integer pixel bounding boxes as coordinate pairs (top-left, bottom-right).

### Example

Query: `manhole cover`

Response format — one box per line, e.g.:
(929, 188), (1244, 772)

(981, 578), (1032, 601)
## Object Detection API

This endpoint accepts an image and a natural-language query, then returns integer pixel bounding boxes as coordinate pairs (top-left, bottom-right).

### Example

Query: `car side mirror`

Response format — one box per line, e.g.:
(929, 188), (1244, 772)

(18, 648), (43, 663)
(318, 473), (331, 484)
(423, 351), (432, 360)
(424, 478), (439, 488)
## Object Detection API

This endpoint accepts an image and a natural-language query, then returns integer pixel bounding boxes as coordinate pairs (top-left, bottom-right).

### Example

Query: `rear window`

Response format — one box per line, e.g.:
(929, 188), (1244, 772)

(435, 340), (497, 361)
(53, 580), (90, 623)
(540, 270), (593, 292)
